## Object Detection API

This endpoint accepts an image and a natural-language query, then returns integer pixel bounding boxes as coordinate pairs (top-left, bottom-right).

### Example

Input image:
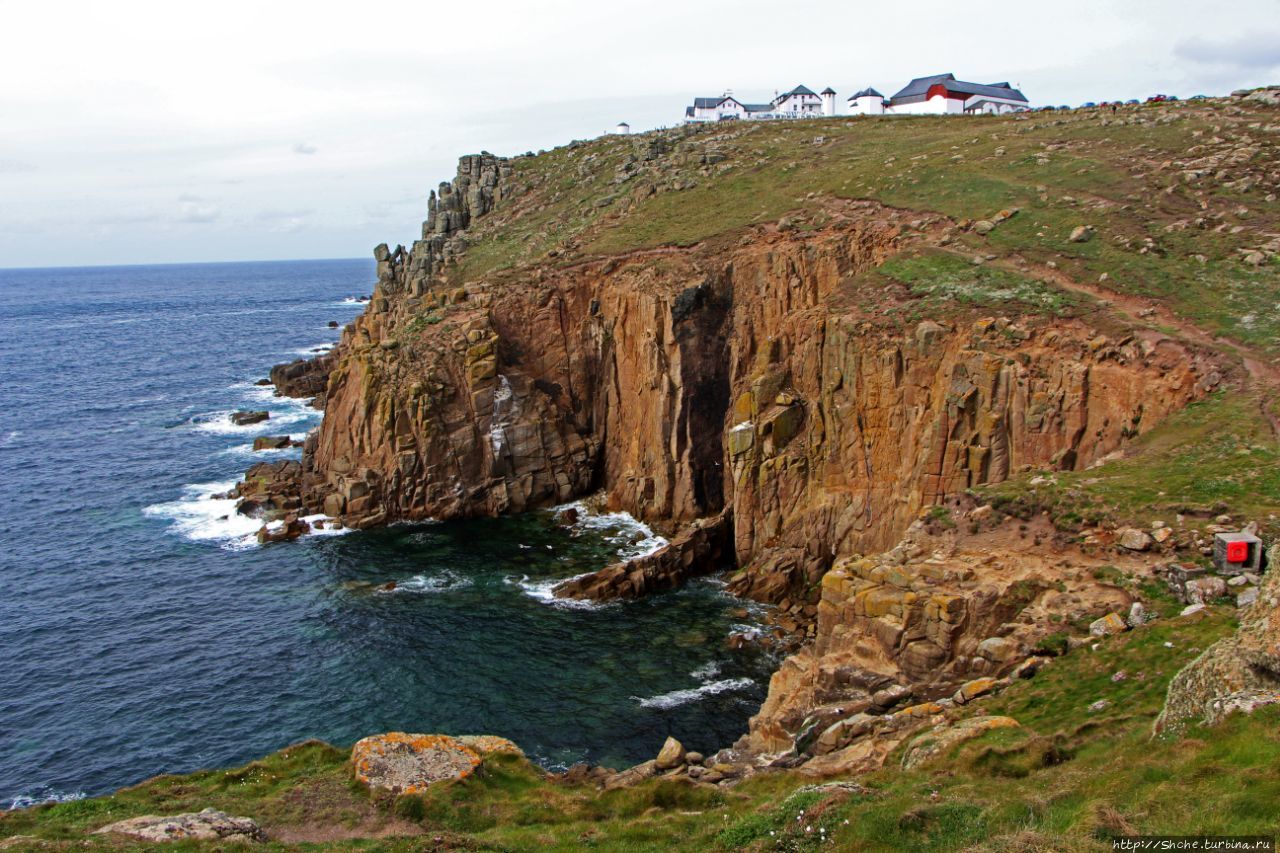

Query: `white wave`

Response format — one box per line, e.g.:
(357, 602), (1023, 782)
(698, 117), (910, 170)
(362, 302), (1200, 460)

(506, 573), (607, 610)
(690, 660), (722, 681)
(299, 514), (351, 539)
(0, 430), (18, 449)
(187, 406), (318, 436)
(289, 343), (334, 356)
(634, 677), (756, 710)
(143, 480), (261, 550)
(381, 570), (473, 594)
(551, 500), (669, 560)
(336, 297), (369, 306)
(218, 433), (309, 457)
(7, 787), (86, 811)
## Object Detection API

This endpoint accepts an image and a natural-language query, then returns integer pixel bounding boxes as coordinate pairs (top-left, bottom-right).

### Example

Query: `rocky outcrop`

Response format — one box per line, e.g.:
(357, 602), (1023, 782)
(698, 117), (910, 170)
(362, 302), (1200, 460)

(277, 190), (1211, 601)
(1156, 543), (1280, 733)
(900, 715), (1021, 770)
(405, 153), (512, 291)
(351, 733), (485, 795)
(270, 352), (337, 406)
(95, 808), (265, 843)
(743, 520), (1135, 756)
(553, 511), (732, 601)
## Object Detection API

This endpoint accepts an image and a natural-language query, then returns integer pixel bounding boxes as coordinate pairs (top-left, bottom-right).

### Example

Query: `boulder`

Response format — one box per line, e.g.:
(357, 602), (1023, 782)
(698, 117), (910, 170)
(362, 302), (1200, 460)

(1069, 225), (1095, 243)
(1089, 612), (1129, 637)
(1186, 576), (1228, 604)
(1126, 601), (1147, 628)
(256, 518), (309, 544)
(655, 736), (686, 770)
(95, 808), (265, 843)
(230, 410), (269, 426)
(977, 636), (1018, 663)
(252, 435), (293, 451)
(973, 220), (995, 235)
(456, 735), (524, 757)
(953, 677), (999, 704)
(351, 733), (483, 794)
(1117, 528), (1152, 551)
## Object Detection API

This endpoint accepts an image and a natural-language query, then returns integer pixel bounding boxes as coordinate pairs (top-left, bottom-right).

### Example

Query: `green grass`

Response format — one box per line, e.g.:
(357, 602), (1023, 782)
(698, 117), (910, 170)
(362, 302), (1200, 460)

(880, 251), (1084, 317)
(981, 390), (1280, 544)
(6, 601), (1277, 851)
(444, 100), (1279, 351)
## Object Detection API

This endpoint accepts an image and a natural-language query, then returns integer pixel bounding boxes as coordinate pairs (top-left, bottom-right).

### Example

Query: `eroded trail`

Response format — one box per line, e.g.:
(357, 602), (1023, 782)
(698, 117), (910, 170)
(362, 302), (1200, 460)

(982, 250), (1280, 438)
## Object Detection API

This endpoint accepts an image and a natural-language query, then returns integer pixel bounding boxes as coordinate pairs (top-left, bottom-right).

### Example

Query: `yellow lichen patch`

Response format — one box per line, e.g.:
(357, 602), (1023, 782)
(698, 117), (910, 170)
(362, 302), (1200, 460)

(456, 735), (525, 757)
(351, 732), (483, 795)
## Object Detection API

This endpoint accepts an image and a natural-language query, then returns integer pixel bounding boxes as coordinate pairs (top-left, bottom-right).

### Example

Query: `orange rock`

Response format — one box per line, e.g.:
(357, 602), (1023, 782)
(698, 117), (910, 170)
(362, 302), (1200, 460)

(351, 733), (482, 795)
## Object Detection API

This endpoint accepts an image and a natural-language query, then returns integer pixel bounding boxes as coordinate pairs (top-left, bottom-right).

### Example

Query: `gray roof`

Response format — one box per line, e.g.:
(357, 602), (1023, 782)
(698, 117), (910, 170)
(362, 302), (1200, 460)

(889, 73), (1027, 104)
(780, 84), (817, 98)
(820, 87), (836, 95)
(849, 87), (884, 100)
(744, 103), (774, 112)
(692, 97), (725, 109)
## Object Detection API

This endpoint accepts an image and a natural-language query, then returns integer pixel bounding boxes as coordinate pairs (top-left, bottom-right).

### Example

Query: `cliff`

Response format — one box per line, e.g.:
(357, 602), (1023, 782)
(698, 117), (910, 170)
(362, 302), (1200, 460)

(241, 92), (1279, 776)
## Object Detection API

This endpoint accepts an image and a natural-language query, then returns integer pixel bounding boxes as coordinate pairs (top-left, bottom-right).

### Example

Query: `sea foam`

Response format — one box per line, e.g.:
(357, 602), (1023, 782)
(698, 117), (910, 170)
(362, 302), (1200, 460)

(634, 678), (756, 710)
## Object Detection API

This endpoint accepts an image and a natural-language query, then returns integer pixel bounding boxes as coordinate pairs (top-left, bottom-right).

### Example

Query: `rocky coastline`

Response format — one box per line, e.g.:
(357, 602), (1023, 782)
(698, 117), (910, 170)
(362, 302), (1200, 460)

(218, 91), (1277, 786)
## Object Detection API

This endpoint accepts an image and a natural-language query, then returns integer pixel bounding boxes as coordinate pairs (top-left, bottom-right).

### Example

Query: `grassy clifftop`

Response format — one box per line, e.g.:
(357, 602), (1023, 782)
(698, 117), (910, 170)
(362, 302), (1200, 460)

(6, 596), (1276, 850)
(6, 94), (1280, 850)
(459, 93), (1279, 355)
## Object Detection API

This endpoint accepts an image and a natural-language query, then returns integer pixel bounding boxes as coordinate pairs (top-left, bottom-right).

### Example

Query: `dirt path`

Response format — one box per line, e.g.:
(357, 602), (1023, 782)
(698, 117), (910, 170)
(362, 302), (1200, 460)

(955, 248), (1280, 438)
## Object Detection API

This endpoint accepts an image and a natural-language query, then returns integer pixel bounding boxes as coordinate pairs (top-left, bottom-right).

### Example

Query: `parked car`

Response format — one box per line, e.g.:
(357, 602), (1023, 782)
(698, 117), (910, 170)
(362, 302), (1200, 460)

(1190, 94), (1209, 100)
(1126, 99), (1139, 105)
(1082, 101), (1097, 108)
(1146, 94), (1168, 103)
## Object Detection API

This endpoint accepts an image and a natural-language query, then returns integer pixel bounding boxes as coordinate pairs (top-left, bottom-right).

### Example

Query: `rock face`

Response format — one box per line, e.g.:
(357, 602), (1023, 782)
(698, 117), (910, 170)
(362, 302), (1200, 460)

(95, 808), (265, 843)
(744, 526), (1134, 755)
(351, 733), (484, 794)
(1157, 544), (1280, 733)
(273, 184), (1210, 601)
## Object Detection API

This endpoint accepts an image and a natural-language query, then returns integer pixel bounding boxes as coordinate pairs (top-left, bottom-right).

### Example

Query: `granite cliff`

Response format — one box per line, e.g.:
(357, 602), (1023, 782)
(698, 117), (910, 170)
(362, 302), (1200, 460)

(238, 91), (1278, 775)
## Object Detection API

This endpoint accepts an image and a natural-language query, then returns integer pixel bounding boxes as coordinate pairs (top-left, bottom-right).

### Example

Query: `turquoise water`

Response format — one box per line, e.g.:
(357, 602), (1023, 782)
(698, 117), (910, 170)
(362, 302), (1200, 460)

(0, 260), (773, 808)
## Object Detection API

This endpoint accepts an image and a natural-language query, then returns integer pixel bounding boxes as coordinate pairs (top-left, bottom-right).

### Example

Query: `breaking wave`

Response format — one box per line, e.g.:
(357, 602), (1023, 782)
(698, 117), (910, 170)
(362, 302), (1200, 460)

(634, 678), (757, 710)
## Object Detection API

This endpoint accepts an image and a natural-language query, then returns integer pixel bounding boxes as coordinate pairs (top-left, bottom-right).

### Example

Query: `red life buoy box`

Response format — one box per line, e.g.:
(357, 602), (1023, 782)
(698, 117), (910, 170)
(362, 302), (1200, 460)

(1226, 540), (1249, 563)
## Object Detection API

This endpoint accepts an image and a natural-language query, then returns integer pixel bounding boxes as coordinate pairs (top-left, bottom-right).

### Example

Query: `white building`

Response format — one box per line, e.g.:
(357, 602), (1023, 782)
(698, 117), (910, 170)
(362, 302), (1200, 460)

(848, 87), (886, 115)
(684, 84), (831, 122)
(885, 73), (1029, 115)
(820, 87), (837, 116)
(612, 122), (631, 134)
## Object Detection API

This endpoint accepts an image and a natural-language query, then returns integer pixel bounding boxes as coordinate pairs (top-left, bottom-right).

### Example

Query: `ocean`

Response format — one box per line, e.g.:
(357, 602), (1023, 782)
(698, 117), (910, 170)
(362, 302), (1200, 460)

(0, 259), (773, 809)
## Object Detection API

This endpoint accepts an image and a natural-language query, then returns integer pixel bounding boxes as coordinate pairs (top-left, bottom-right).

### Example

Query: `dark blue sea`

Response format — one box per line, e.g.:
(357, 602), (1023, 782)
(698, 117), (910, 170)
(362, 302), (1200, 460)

(0, 260), (772, 809)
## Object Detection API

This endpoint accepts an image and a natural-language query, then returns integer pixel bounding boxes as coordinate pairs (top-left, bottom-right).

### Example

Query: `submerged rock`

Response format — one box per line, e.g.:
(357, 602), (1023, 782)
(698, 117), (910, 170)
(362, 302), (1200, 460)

(95, 808), (265, 843)
(230, 410), (269, 426)
(252, 435), (294, 451)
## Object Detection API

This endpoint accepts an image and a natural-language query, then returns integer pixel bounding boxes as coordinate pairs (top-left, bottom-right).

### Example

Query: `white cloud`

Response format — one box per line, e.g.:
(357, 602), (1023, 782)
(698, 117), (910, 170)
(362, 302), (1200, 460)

(0, 0), (1277, 266)
(1175, 32), (1280, 70)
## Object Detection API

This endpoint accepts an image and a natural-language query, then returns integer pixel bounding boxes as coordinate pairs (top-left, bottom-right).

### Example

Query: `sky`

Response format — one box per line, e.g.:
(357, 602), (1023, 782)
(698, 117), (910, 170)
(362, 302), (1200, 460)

(1, 0), (1278, 268)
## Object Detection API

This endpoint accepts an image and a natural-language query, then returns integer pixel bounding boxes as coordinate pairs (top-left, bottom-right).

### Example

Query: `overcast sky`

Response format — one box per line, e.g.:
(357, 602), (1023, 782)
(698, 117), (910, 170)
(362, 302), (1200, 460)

(1, 0), (1278, 268)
